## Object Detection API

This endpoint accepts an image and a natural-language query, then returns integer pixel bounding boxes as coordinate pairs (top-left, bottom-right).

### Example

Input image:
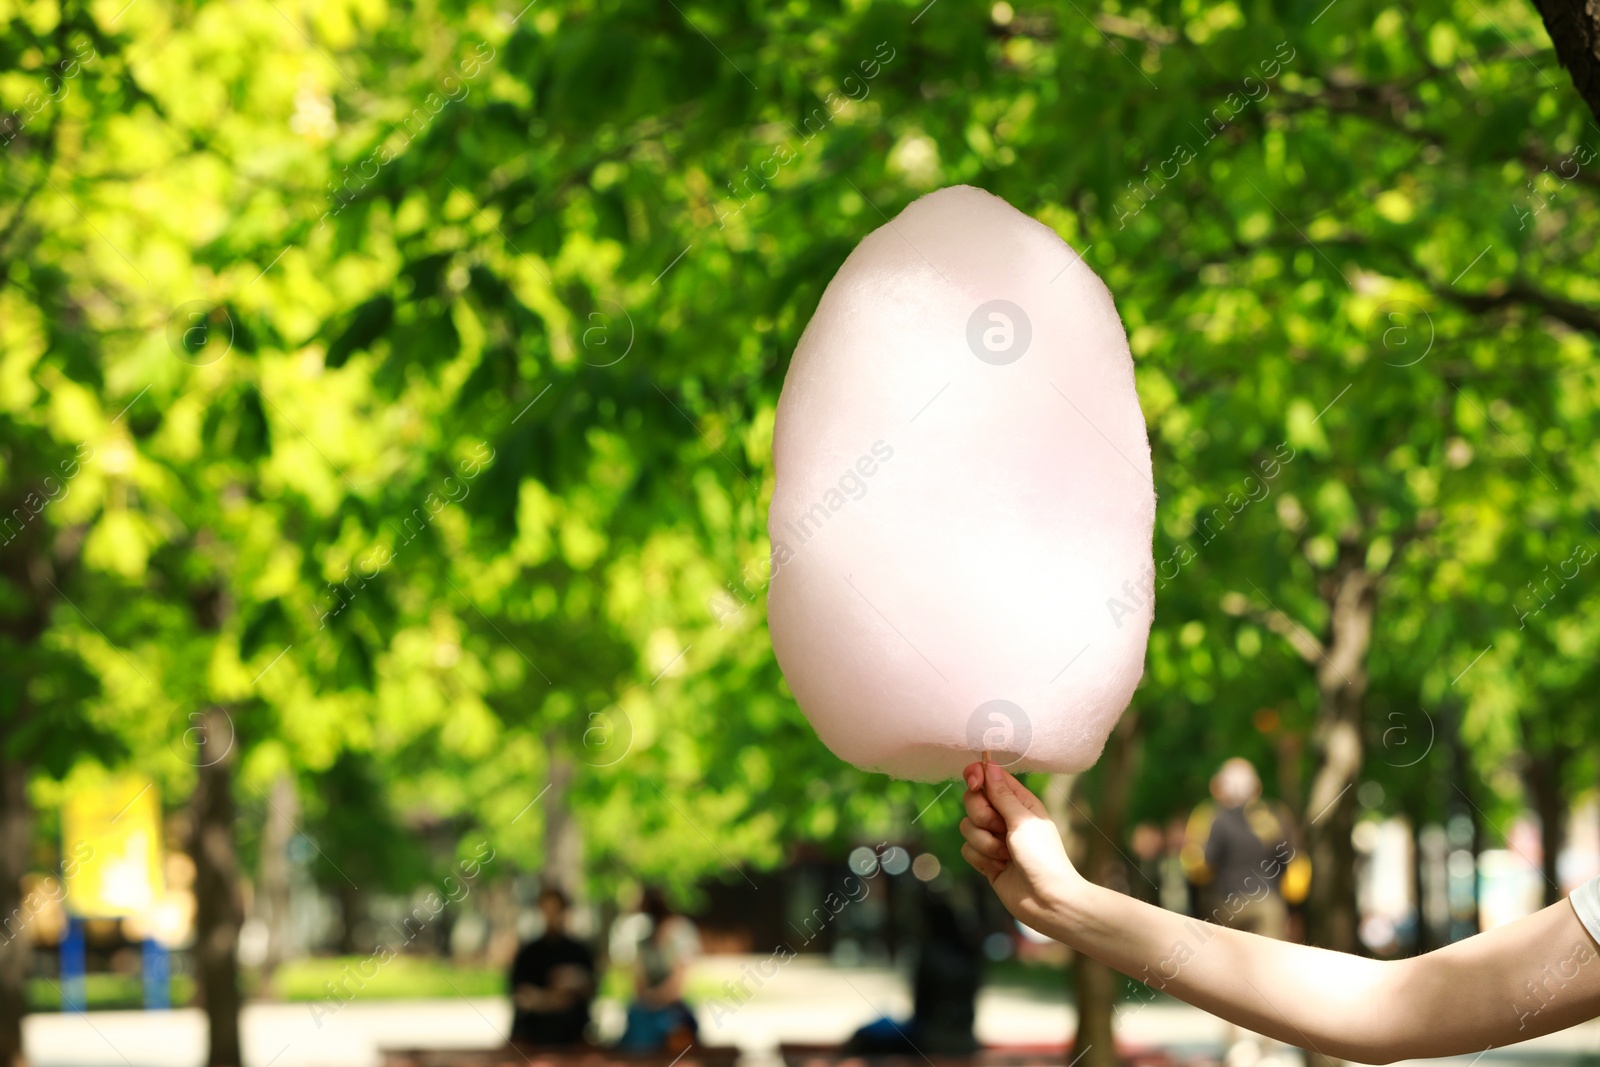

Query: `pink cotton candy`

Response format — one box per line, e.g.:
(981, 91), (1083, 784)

(767, 185), (1156, 782)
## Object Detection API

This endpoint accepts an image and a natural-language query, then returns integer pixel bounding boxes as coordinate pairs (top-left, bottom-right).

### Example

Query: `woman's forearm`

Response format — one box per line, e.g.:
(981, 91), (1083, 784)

(1037, 883), (1600, 1065)
(1039, 882), (1404, 1062)
(962, 764), (1600, 1065)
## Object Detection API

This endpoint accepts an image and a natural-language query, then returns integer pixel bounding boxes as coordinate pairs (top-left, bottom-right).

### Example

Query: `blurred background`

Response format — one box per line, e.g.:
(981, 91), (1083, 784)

(5, 0), (1600, 1065)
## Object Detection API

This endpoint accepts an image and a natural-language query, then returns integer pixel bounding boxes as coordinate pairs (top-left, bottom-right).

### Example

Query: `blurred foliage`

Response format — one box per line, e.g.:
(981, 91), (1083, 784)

(2, 0), (1598, 943)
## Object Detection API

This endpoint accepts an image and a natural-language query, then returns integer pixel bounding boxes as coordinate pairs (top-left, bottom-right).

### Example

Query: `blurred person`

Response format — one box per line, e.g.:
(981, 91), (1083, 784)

(1182, 759), (1308, 1064)
(961, 761), (1600, 1064)
(618, 888), (702, 1052)
(1129, 822), (1165, 907)
(1163, 814), (1197, 916)
(1181, 758), (1309, 939)
(509, 887), (595, 1047)
(845, 892), (983, 1056)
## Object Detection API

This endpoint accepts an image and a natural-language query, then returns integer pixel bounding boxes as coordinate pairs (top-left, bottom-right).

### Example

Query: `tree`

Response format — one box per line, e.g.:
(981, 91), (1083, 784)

(10, 5), (1600, 1067)
(0, 6), (149, 1055)
(1530, 0), (1600, 123)
(190, 707), (242, 1067)
(1065, 713), (1142, 1067)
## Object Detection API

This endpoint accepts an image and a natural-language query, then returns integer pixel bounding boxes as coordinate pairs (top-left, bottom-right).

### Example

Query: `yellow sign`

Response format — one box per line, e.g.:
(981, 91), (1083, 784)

(62, 776), (164, 918)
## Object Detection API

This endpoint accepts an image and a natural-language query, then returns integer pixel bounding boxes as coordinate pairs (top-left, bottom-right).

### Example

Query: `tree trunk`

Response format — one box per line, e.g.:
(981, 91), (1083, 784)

(1299, 550), (1374, 1067)
(1043, 778), (1084, 1060)
(1304, 549), (1374, 958)
(0, 755), (30, 1067)
(1410, 818), (1435, 955)
(258, 774), (295, 996)
(1526, 748), (1568, 908)
(1450, 728), (1482, 942)
(192, 707), (243, 1067)
(336, 882), (366, 955)
(0, 468), (58, 1067)
(484, 880), (522, 969)
(1067, 711), (1142, 1067)
(1529, 0), (1600, 124)
(542, 735), (582, 897)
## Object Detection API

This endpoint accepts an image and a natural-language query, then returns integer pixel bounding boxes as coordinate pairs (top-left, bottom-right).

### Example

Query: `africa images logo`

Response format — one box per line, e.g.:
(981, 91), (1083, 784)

(966, 300), (1032, 365)
(965, 700), (1031, 767)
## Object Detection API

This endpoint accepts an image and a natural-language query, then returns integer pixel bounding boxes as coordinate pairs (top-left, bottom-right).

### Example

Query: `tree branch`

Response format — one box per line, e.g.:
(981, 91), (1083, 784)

(1529, 0), (1600, 125)
(1437, 276), (1600, 334)
(1223, 591), (1327, 664)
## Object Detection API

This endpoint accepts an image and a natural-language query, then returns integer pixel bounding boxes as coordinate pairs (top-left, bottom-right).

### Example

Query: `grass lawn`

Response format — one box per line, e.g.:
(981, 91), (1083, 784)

(27, 974), (196, 1011)
(273, 956), (505, 1001)
(24, 954), (1155, 1012)
(26, 957), (504, 1011)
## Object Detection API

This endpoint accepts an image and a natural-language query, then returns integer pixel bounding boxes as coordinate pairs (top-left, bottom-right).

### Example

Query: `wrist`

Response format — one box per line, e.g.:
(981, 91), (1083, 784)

(1033, 870), (1094, 944)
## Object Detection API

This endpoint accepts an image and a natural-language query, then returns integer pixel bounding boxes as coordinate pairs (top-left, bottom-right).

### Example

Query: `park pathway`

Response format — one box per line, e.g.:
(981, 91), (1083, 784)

(22, 957), (1600, 1067)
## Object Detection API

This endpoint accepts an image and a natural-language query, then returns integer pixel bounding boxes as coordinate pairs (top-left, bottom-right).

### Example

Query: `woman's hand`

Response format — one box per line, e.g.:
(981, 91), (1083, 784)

(960, 760), (1084, 931)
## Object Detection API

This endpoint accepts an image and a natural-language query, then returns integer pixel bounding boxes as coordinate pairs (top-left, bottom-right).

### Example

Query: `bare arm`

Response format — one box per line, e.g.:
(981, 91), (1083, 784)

(514, 983), (570, 1011)
(960, 760), (1600, 1065)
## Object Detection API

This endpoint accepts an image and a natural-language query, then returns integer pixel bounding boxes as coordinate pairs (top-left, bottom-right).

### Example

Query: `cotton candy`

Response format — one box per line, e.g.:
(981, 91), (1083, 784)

(767, 184), (1155, 782)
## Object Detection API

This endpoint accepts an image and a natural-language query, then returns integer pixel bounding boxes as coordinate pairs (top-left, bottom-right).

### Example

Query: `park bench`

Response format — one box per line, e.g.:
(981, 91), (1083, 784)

(778, 1043), (1182, 1067)
(381, 1044), (743, 1067)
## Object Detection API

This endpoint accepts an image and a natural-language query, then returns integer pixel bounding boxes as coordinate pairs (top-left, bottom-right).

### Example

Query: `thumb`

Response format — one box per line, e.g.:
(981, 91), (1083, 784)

(983, 762), (1040, 827)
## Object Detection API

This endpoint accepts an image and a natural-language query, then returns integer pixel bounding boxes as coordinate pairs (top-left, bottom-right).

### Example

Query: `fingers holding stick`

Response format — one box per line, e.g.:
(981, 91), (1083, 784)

(963, 760), (1006, 834)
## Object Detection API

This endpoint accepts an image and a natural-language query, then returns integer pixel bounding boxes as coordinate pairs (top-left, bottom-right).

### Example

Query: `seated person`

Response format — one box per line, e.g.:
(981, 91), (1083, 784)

(509, 887), (595, 1047)
(618, 888), (701, 1052)
(845, 893), (982, 1056)
(961, 760), (1600, 1065)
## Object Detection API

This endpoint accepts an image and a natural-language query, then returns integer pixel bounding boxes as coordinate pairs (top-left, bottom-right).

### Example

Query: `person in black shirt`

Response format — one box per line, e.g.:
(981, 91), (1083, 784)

(509, 888), (595, 1047)
(844, 892), (982, 1056)
(908, 895), (982, 1054)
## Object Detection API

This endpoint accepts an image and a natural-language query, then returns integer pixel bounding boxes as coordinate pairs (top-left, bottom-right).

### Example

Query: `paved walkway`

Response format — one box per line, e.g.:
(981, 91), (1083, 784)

(22, 957), (1600, 1067)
